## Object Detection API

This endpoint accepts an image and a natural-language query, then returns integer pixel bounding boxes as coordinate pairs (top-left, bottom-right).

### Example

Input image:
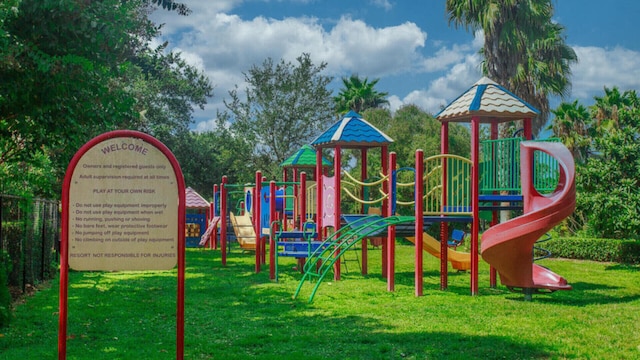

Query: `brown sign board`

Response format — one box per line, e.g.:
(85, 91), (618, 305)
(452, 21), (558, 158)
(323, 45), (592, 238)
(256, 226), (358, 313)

(59, 130), (186, 359)
(67, 135), (180, 270)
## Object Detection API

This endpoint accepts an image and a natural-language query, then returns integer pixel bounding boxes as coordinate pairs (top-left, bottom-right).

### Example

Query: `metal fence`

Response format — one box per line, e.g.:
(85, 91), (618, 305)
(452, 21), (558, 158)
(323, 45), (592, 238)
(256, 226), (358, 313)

(0, 194), (60, 294)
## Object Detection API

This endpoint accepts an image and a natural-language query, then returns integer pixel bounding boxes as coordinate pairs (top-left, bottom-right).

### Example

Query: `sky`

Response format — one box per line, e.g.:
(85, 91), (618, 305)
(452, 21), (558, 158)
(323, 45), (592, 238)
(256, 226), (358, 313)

(150, 0), (640, 133)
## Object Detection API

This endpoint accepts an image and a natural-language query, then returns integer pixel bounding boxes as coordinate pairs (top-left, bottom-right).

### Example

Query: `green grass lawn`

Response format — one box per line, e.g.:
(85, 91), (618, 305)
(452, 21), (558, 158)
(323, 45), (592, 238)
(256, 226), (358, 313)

(1, 244), (639, 359)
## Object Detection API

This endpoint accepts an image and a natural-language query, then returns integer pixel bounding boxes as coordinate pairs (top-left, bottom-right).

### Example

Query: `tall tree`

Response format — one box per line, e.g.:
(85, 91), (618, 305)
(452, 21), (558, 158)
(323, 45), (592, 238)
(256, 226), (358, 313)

(164, 128), (253, 196)
(222, 53), (334, 178)
(0, 0), (212, 195)
(575, 87), (640, 238)
(446, 0), (577, 135)
(334, 74), (389, 115)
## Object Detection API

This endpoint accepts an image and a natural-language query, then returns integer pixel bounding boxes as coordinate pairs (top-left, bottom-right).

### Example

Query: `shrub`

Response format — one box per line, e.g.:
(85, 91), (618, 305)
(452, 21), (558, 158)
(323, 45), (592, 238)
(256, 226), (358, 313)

(545, 236), (640, 264)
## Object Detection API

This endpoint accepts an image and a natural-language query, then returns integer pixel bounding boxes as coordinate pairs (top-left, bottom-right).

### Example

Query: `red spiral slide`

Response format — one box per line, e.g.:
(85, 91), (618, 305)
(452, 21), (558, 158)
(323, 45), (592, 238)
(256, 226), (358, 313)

(481, 141), (575, 294)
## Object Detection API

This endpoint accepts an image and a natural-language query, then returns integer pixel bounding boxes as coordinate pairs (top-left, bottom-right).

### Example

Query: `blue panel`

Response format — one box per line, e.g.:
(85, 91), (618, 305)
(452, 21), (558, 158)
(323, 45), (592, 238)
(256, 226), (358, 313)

(469, 84), (487, 111)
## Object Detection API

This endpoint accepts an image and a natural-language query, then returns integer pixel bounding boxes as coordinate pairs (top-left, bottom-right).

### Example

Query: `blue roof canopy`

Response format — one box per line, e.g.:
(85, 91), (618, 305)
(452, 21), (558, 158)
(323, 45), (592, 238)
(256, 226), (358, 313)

(311, 111), (394, 148)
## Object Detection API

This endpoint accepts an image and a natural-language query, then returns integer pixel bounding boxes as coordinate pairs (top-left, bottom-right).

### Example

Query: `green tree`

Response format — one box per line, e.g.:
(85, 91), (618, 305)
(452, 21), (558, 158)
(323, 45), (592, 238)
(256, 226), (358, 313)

(446, 0), (577, 135)
(0, 0), (212, 196)
(365, 105), (469, 163)
(165, 126), (254, 196)
(222, 53), (334, 178)
(130, 46), (213, 141)
(571, 87), (640, 238)
(334, 74), (389, 115)
(356, 105), (469, 182)
(147, 0), (191, 15)
(549, 100), (591, 164)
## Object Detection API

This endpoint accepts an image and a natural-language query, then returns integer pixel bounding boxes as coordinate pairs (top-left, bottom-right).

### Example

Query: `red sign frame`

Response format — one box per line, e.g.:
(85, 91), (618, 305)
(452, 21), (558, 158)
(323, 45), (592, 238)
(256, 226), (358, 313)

(58, 130), (186, 359)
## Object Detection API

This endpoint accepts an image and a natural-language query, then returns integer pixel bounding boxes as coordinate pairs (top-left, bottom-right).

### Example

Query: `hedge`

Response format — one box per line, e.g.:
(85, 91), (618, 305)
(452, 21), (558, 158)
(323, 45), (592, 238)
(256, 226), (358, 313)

(544, 236), (640, 264)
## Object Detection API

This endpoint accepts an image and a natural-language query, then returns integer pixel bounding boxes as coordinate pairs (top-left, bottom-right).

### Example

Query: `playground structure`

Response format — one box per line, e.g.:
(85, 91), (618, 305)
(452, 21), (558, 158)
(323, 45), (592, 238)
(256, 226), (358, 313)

(203, 77), (576, 301)
(481, 141), (575, 300)
(185, 187), (211, 248)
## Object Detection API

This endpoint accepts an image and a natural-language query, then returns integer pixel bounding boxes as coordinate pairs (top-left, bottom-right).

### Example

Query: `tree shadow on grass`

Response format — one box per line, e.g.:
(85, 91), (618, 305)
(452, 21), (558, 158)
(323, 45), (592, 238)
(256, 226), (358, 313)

(183, 285), (557, 359)
(181, 279), (554, 359)
(605, 263), (639, 271)
(390, 269), (640, 306)
(54, 249), (569, 359)
(524, 281), (640, 307)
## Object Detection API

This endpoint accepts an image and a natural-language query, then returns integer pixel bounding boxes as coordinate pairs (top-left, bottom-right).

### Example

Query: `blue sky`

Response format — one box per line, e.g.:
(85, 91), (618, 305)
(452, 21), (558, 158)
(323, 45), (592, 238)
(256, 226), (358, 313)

(151, 1), (640, 132)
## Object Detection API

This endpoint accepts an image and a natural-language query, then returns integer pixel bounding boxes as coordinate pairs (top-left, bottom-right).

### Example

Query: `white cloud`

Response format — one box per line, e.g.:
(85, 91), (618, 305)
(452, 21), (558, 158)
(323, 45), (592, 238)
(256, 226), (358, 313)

(388, 52), (482, 115)
(570, 46), (640, 100)
(472, 29), (484, 49)
(150, 4), (640, 129)
(151, 1), (242, 34)
(370, 0), (393, 11)
(155, 11), (428, 81)
(387, 95), (404, 113)
(152, 8), (429, 123)
(420, 43), (471, 72)
(323, 18), (426, 76)
(171, 47), (207, 72)
(194, 118), (219, 132)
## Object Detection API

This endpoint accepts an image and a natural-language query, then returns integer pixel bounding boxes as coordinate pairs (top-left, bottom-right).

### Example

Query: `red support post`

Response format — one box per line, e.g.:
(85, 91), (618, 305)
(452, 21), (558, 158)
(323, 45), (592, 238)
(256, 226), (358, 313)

(261, 176), (267, 266)
(176, 179), (186, 360)
(523, 117), (533, 140)
(299, 172), (307, 229)
(254, 171), (262, 273)
(220, 176), (228, 266)
(415, 149), (424, 296)
(490, 122), (499, 287)
(316, 149), (323, 241)
(440, 121), (450, 290)
(470, 117), (480, 295)
(381, 145), (389, 278)
(292, 168), (298, 230)
(211, 184), (218, 249)
(361, 147), (368, 275)
(58, 185), (70, 359)
(269, 181), (277, 280)
(333, 145), (342, 281)
(387, 152), (397, 292)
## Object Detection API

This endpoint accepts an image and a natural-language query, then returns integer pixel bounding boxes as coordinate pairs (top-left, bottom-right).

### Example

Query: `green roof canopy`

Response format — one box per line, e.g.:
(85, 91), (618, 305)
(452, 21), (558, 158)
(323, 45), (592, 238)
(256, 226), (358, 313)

(281, 144), (332, 168)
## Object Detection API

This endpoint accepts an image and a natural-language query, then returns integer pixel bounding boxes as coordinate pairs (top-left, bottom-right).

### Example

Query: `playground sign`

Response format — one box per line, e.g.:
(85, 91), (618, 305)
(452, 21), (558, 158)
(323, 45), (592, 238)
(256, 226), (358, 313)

(58, 130), (186, 359)
(67, 133), (179, 270)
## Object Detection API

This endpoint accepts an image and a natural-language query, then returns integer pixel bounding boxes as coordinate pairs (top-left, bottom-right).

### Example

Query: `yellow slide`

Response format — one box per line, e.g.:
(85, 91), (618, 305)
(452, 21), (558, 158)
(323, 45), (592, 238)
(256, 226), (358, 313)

(229, 212), (257, 250)
(405, 233), (471, 271)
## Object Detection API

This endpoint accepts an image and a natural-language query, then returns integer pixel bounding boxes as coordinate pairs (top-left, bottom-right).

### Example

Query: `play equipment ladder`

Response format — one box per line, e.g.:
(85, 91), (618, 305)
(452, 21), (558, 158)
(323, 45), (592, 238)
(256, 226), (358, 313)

(293, 214), (416, 302)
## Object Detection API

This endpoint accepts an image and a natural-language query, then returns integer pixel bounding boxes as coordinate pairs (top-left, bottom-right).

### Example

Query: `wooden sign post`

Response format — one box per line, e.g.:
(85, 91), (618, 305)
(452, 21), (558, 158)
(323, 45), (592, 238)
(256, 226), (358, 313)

(58, 130), (186, 359)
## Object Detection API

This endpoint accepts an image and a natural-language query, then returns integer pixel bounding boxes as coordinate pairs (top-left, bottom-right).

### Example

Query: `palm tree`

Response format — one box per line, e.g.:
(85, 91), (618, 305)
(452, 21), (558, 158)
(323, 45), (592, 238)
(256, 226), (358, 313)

(334, 74), (389, 115)
(590, 87), (640, 135)
(549, 100), (590, 164)
(447, 0), (577, 135)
